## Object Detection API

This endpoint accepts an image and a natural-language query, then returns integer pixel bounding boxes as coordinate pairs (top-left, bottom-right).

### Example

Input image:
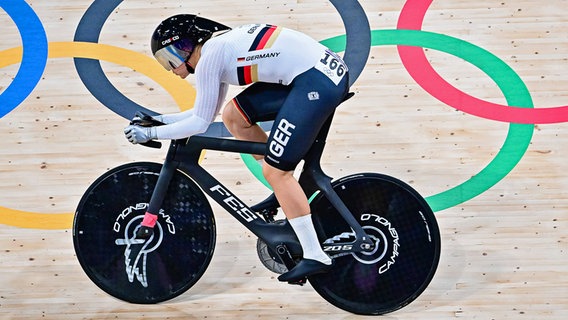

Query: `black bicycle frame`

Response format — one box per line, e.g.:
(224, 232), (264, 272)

(145, 111), (374, 259)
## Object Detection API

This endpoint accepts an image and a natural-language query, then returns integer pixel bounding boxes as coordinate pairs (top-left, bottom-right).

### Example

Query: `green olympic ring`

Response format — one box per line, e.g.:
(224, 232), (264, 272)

(243, 29), (534, 212)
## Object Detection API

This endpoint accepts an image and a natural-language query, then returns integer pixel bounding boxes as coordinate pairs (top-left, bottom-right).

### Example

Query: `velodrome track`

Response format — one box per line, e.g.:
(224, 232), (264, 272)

(0, 0), (566, 318)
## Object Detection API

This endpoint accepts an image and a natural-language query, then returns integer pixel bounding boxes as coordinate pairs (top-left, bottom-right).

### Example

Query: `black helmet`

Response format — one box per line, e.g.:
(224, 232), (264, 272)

(151, 14), (231, 71)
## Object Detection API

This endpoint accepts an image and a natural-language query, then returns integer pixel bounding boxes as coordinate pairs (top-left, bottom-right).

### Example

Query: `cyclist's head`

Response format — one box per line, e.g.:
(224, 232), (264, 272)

(151, 14), (231, 71)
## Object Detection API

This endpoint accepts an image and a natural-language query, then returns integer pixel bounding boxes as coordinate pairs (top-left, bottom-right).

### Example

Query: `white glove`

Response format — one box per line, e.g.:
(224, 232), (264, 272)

(124, 125), (157, 144)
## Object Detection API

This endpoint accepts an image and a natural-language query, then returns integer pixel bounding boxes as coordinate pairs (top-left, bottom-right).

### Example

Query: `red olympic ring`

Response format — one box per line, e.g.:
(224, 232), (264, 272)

(397, 0), (568, 124)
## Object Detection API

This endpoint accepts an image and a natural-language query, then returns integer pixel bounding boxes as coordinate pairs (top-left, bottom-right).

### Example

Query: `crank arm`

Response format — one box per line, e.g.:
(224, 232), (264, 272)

(322, 239), (375, 255)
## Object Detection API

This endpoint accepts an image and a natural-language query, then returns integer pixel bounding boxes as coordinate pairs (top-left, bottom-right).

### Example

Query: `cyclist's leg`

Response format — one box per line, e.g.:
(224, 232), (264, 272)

(262, 68), (349, 281)
(263, 68), (348, 171)
(222, 82), (290, 159)
(222, 100), (267, 153)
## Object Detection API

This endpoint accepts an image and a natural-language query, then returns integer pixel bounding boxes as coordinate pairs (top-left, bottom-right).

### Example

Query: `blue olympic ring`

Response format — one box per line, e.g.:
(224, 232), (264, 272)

(0, 0), (48, 118)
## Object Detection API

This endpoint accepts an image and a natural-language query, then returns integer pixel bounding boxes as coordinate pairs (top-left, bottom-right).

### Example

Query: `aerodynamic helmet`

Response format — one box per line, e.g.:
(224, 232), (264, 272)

(151, 14), (231, 71)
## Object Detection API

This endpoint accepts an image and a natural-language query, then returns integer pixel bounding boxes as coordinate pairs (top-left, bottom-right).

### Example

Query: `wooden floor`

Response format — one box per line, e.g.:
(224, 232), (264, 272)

(1, 0), (567, 318)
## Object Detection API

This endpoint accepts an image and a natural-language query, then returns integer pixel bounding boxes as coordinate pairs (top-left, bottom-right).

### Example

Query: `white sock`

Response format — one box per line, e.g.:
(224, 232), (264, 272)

(288, 214), (332, 265)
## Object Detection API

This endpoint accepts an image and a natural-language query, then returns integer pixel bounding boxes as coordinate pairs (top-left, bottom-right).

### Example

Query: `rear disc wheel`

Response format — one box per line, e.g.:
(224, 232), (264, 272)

(308, 173), (441, 315)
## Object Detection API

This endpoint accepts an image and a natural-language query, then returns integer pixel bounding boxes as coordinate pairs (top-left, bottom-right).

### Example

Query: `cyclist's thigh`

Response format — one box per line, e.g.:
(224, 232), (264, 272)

(264, 68), (348, 171)
(232, 82), (291, 124)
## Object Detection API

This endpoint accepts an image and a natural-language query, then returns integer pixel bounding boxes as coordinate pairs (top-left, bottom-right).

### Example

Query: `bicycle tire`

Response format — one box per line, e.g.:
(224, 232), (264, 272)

(73, 162), (216, 304)
(308, 173), (440, 315)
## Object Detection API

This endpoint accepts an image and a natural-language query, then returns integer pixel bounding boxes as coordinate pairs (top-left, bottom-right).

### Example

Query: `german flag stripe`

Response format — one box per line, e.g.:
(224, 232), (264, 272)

(250, 64), (258, 82)
(262, 26), (282, 49)
(237, 65), (259, 85)
(237, 66), (249, 85)
(248, 25), (281, 51)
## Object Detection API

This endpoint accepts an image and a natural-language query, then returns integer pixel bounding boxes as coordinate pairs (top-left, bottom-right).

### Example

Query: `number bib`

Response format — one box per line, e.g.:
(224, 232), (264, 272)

(315, 49), (348, 86)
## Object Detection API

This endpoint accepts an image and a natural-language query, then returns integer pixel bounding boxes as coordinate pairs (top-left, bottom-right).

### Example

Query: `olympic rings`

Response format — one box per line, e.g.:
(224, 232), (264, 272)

(0, 0), (566, 228)
(0, 0), (48, 118)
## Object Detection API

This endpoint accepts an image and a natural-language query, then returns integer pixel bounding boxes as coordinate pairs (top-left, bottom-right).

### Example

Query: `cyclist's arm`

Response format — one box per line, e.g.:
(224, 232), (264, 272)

(154, 44), (227, 140)
(157, 109), (194, 124)
(156, 81), (227, 125)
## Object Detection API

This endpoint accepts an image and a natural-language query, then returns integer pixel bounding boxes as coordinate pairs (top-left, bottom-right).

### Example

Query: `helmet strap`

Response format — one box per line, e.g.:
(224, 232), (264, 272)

(184, 44), (201, 74)
(185, 61), (195, 74)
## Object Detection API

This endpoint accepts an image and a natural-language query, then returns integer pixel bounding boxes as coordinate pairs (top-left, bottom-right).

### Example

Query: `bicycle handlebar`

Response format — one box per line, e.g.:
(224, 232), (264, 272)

(129, 92), (355, 150)
(130, 111), (164, 149)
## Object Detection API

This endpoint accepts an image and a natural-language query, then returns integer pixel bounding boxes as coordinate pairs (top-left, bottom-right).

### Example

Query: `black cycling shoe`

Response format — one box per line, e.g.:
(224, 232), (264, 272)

(277, 259), (333, 282)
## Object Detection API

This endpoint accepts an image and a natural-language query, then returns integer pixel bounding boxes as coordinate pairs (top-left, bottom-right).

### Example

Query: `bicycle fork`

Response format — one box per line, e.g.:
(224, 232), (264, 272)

(315, 176), (376, 255)
(300, 149), (375, 255)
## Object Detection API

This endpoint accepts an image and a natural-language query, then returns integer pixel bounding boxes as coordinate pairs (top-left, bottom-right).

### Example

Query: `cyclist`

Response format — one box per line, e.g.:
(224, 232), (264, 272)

(124, 14), (349, 282)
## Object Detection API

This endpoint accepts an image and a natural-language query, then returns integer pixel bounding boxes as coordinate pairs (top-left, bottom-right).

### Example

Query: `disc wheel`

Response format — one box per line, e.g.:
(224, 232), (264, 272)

(73, 162), (216, 303)
(308, 173), (440, 315)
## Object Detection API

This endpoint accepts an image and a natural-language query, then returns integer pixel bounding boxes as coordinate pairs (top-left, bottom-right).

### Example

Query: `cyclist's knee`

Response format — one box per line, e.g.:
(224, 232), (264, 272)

(221, 101), (237, 126)
(262, 163), (292, 184)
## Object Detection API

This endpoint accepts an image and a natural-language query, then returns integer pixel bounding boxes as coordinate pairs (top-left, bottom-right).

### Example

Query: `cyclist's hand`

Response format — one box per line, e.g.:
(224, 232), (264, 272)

(124, 125), (157, 144)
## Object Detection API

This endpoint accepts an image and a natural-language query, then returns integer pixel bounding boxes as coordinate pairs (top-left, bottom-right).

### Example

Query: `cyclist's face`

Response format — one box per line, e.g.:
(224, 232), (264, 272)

(172, 63), (190, 79)
(171, 45), (200, 79)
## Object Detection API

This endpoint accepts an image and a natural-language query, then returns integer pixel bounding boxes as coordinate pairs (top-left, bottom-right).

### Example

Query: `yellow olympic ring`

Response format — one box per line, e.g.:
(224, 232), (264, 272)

(0, 41), (196, 230)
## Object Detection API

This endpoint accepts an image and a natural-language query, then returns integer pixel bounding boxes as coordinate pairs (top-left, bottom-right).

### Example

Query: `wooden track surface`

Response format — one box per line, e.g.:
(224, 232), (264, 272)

(1, 0), (566, 318)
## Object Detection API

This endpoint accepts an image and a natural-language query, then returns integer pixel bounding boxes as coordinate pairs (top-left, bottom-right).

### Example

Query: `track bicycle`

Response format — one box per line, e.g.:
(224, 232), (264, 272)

(72, 94), (441, 315)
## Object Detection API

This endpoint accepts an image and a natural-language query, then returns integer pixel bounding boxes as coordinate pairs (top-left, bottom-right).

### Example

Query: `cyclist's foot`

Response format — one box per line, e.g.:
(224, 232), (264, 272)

(277, 259), (333, 282)
(136, 225), (154, 239)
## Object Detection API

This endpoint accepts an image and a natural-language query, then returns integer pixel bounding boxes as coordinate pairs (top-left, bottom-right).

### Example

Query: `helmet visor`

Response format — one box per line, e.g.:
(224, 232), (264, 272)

(153, 38), (195, 71)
